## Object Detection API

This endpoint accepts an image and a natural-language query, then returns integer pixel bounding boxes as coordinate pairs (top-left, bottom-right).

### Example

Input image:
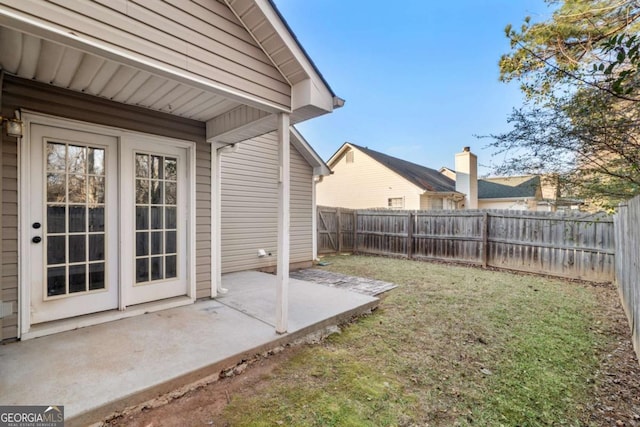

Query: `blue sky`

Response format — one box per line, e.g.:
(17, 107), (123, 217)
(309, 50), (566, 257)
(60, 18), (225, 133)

(273, 0), (550, 176)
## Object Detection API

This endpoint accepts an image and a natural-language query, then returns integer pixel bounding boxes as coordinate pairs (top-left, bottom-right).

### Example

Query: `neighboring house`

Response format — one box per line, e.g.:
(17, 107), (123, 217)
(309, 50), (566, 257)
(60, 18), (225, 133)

(477, 176), (543, 211)
(316, 143), (464, 210)
(442, 167), (575, 211)
(0, 0), (340, 341)
(441, 161), (545, 211)
(318, 143), (548, 212)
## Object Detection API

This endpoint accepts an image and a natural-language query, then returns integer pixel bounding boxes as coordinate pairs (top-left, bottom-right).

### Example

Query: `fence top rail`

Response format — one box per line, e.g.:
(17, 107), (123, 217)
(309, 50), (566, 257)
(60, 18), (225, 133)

(320, 206), (613, 222)
(317, 206), (356, 213)
(488, 213), (613, 223)
(415, 212), (485, 218)
(357, 211), (412, 217)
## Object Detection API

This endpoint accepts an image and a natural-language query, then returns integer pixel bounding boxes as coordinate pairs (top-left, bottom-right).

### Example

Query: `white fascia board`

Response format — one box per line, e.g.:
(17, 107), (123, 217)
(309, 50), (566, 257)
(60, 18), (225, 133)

(252, 0), (338, 113)
(292, 78), (334, 114)
(290, 126), (331, 176)
(0, 8), (286, 114)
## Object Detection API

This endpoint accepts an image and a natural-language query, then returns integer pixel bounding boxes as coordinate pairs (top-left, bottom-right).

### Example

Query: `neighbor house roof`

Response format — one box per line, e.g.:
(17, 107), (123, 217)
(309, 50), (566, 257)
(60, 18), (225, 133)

(329, 143), (458, 193)
(478, 176), (541, 199)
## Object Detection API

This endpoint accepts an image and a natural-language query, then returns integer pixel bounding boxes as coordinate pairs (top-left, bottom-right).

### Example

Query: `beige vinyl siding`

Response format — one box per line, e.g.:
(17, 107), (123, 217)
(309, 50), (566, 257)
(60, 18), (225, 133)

(1, 129), (18, 341)
(1, 0), (290, 109)
(290, 145), (313, 264)
(221, 132), (314, 273)
(194, 142), (212, 299)
(221, 133), (277, 273)
(317, 147), (423, 209)
(1, 76), (211, 340)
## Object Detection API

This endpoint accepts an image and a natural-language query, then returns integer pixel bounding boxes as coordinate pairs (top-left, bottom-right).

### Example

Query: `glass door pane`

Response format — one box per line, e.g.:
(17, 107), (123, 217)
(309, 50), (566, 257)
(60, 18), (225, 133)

(134, 153), (178, 285)
(45, 142), (106, 298)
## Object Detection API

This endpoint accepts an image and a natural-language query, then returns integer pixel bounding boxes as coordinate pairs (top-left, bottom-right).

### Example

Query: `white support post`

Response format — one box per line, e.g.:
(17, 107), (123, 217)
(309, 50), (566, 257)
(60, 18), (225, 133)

(276, 113), (290, 334)
(312, 176), (318, 261)
(210, 145), (219, 298)
(211, 143), (228, 298)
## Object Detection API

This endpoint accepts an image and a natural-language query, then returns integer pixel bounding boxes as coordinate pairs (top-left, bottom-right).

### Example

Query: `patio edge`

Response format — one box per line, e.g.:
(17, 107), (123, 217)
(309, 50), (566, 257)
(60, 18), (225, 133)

(73, 298), (379, 427)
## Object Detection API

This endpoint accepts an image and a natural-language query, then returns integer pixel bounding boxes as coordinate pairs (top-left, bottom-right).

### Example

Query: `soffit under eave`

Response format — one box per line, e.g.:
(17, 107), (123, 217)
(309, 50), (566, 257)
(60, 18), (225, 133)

(0, 8), (290, 123)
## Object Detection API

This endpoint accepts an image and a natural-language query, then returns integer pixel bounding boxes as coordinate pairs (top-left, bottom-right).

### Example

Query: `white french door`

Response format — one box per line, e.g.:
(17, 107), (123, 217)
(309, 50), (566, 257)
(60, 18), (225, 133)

(120, 138), (189, 305)
(29, 124), (119, 324)
(25, 116), (193, 327)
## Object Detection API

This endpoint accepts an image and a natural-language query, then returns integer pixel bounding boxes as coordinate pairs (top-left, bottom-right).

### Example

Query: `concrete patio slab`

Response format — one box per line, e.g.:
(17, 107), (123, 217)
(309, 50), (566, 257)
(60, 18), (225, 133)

(0, 271), (378, 426)
(218, 271), (379, 331)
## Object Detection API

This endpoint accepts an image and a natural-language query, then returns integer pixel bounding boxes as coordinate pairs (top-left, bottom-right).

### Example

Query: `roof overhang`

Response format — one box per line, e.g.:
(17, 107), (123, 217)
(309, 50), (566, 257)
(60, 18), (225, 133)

(210, 0), (344, 144)
(0, 0), (343, 145)
(0, 10), (272, 118)
(479, 197), (536, 202)
(422, 191), (465, 198)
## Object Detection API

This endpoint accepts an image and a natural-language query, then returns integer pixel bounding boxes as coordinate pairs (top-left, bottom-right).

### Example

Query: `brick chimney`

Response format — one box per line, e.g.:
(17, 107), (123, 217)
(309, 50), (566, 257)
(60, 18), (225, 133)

(455, 147), (478, 209)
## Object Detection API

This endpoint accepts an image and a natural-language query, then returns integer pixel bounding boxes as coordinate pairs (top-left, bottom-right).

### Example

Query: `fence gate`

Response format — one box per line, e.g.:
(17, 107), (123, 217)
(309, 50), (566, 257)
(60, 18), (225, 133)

(317, 207), (339, 254)
(317, 206), (355, 254)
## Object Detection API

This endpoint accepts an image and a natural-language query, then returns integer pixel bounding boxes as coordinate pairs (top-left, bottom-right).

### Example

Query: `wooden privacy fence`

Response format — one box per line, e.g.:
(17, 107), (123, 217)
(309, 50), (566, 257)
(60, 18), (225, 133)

(615, 195), (640, 362)
(317, 206), (615, 282)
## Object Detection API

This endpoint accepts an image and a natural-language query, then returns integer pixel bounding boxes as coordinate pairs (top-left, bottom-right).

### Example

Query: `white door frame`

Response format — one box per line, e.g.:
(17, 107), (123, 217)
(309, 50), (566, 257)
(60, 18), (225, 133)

(19, 112), (197, 338)
(119, 135), (192, 307)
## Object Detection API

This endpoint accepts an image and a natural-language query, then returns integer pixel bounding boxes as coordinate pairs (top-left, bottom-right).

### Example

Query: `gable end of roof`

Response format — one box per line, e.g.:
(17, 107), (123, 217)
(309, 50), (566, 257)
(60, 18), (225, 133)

(341, 143), (457, 193)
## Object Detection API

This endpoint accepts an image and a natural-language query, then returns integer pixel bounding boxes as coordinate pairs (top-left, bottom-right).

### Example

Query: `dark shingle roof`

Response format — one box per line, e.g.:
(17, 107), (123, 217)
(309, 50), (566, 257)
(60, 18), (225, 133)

(478, 176), (541, 199)
(349, 143), (457, 192)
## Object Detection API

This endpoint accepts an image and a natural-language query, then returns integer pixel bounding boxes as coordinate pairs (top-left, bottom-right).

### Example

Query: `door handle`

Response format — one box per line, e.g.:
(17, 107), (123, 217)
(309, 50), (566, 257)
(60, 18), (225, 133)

(32, 236), (42, 244)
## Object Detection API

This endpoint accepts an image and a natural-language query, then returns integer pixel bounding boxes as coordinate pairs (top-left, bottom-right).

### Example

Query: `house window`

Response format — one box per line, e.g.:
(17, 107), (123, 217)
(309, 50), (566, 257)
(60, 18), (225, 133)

(388, 197), (404, 209)
(346, 151), (354, 164)
(430, 198), (443, 210)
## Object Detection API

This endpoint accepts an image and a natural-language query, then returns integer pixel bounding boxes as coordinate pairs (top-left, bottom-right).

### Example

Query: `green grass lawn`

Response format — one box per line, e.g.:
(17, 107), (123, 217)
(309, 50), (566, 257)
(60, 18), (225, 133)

(221, 255), (612, 426)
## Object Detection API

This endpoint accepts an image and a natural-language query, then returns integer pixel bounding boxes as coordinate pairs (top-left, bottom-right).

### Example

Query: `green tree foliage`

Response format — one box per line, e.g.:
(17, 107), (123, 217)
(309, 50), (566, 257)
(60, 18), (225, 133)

(488, 0), (640, 210)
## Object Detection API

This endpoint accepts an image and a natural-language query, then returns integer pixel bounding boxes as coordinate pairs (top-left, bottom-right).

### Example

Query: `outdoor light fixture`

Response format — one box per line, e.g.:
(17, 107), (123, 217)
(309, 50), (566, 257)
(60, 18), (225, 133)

(1, 116), (23, 138)
(5, 118), (23, 138)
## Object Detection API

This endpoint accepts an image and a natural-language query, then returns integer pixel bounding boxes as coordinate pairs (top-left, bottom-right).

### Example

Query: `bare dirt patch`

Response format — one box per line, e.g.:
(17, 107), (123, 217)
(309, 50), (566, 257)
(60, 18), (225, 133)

(103, 345), (305, 427)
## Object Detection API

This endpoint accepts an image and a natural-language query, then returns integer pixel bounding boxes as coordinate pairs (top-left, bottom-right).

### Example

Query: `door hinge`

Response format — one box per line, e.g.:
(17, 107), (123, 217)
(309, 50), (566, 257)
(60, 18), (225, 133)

(0, 300), (13, 318)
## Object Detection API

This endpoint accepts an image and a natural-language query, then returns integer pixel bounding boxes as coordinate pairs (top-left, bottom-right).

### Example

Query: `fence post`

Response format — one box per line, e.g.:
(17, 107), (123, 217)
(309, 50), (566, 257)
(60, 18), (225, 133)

(482, 211), (489, 267)
(407, 211), (414, 259)
(353, 211), (358, 253)
(337, 208), (343, 253)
